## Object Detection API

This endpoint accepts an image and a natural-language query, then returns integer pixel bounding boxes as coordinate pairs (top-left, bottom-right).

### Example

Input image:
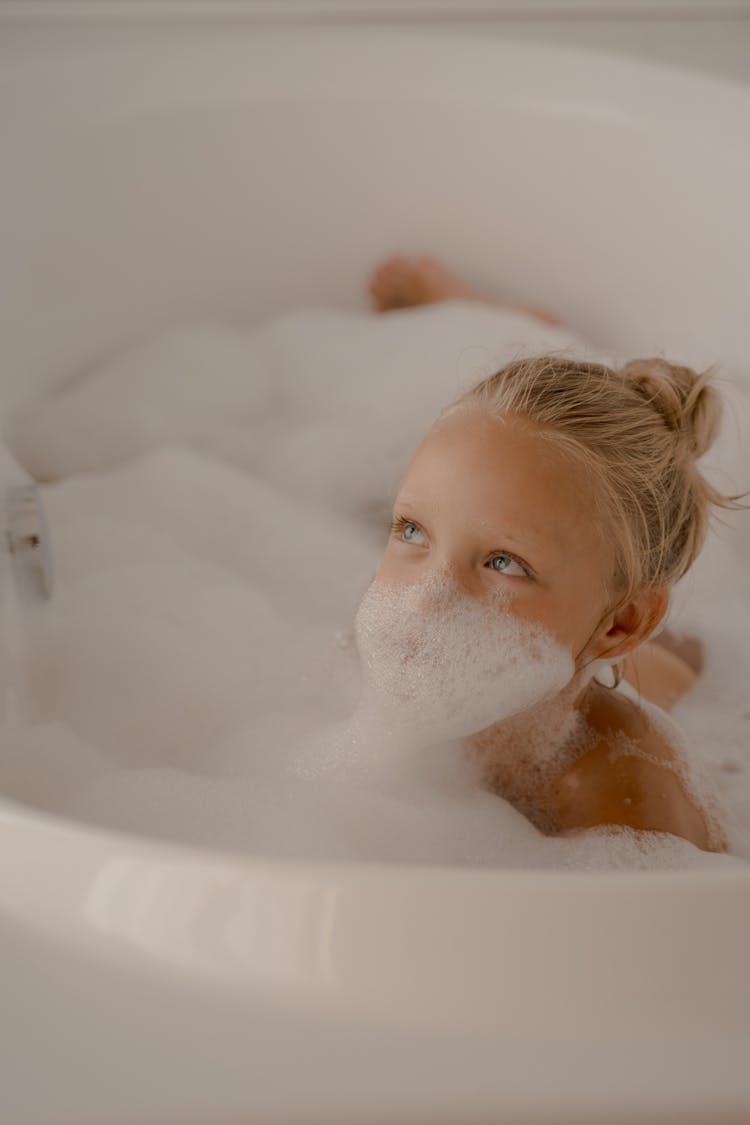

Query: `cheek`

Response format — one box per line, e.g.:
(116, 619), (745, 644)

(503, 589), (599, 660)
(554, 586), (613, 660)
(376, 535), (416, 578)
(507, 601), (568, 646)
(547, 546), (614, 646)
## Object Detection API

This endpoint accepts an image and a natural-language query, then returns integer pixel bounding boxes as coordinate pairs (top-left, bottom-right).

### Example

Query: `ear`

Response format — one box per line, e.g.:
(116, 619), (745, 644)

(591, 586), (669, 664)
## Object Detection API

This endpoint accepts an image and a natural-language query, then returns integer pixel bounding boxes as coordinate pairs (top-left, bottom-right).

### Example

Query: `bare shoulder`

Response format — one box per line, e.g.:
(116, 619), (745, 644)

(550, 683), (721, 853)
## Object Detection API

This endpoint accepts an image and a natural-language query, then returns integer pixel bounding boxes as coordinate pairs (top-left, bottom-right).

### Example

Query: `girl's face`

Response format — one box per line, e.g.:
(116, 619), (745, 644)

(375, 408), (616, 669)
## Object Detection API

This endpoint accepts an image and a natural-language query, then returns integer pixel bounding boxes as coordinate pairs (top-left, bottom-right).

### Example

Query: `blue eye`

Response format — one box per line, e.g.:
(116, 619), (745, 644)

(391, 516), (426, 545)
(489, 554), (528, 578)
(402, 521), (423, 542)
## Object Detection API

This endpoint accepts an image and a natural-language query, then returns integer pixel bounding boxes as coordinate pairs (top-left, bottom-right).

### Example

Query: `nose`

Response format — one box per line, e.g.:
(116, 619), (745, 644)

(417, 555), (481, 607)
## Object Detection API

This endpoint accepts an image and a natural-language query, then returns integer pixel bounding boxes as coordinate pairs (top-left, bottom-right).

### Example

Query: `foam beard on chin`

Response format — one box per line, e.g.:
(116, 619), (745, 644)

(353, 573), (576, 746)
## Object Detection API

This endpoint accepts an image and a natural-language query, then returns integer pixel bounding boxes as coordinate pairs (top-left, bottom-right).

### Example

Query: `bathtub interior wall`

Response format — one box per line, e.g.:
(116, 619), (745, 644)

(2, 28), (750, 417)
(1, 28), (750, 865)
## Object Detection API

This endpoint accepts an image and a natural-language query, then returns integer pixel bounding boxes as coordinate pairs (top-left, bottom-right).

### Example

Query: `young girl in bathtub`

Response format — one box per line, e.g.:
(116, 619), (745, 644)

(362, 254), (750, 854)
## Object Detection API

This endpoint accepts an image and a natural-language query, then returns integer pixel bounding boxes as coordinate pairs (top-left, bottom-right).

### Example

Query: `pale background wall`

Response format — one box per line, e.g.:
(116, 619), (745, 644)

(1, 1), (749, 87)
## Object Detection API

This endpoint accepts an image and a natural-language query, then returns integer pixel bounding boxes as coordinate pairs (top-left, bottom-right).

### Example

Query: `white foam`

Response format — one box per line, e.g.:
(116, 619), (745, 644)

(353, 572), (574, 744)
(1, 300), (748, 870)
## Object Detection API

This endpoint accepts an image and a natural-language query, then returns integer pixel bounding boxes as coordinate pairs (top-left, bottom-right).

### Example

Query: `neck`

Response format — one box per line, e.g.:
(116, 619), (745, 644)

(466, 666), (597, 807)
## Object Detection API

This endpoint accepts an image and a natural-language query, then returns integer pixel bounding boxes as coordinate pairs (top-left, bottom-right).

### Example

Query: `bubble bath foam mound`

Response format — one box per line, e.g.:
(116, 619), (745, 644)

(353, 572), (575, 743)
(2, 300), (749, 869)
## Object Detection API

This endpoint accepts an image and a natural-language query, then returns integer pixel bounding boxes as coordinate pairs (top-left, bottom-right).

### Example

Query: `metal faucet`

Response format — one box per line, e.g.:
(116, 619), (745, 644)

(5, 483), (54, 603)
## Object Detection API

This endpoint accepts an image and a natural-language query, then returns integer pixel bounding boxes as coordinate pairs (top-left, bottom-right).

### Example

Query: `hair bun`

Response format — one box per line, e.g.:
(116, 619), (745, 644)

(619, 357), (721, 459)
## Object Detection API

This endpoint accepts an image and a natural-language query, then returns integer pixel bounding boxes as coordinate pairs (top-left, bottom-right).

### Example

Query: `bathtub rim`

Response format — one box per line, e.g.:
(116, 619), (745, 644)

(2, 780), (749, 1052)
(3, 24), (750, 134)
(1, 780), (745, 885)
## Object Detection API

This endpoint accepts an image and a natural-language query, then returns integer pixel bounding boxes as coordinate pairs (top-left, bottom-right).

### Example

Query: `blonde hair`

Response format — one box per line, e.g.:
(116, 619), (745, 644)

(439, 354), (750, 687)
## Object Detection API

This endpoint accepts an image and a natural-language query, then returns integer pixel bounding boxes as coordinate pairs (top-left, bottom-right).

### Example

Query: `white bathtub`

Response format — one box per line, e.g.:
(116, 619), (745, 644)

(1, 24), (750, 1125)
